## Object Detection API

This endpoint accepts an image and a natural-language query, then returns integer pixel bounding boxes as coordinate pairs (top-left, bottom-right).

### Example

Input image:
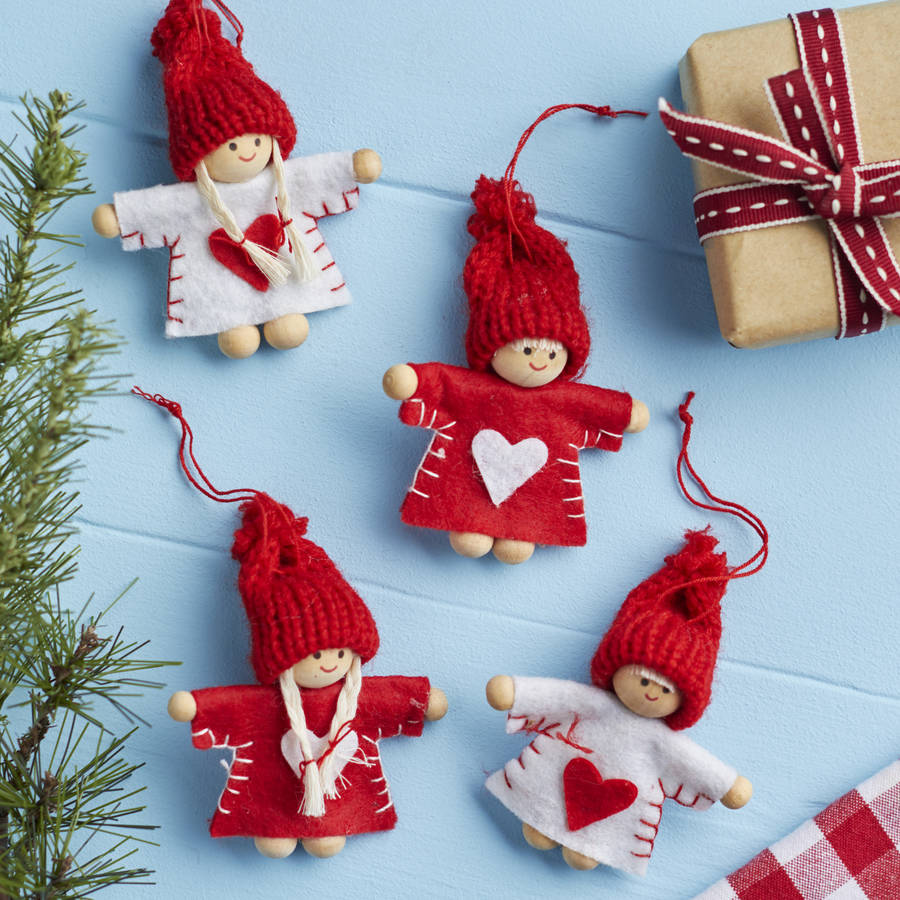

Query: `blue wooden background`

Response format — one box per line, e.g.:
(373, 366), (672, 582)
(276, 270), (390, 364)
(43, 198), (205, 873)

(2, 1), (899, 897)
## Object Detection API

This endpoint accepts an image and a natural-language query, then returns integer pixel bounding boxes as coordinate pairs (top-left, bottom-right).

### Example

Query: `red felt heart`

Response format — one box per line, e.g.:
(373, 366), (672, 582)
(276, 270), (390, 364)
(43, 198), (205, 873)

(208, 214), (285, 292)
(563, 757), (638, 831)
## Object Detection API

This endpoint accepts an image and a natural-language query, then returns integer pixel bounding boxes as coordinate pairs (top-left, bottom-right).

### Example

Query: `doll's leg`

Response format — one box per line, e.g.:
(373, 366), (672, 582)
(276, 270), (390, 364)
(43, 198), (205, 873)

(218, 324), (261, 359)
(522, 822), (559, 850)
(449, 531), (494, 558)
(561, 846), (600, 870)
(263, 313), (309, 350)
(253, 837), (298, 858)
(301, 835), (347, 858)
(492, 539), (535, 565)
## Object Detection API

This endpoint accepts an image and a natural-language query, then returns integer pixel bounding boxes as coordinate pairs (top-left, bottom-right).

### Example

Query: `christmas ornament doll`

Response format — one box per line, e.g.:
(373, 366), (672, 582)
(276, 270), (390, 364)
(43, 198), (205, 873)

(485, 393), (767, 872)
(383, 104), (649, 565)
(133, 389), (447, 858)
(92, 0), (382, 359)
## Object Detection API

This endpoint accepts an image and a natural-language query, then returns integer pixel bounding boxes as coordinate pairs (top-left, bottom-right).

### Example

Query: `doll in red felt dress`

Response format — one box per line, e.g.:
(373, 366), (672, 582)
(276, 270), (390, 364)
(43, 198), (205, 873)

(383, 105), (649, 565)
(167, 491), (448, 858)
(135, 391), (447, 859)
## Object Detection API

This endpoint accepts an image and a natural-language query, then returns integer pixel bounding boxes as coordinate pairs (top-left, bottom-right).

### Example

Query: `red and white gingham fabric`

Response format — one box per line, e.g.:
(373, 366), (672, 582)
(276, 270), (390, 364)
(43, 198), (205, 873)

(694, 760), (900, 899)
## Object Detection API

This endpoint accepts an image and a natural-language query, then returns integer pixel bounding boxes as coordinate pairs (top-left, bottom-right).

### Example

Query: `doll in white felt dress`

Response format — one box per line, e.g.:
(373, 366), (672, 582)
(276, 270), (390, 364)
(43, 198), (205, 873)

(92, 0), (381, 359)
(485, 394), (766, 872)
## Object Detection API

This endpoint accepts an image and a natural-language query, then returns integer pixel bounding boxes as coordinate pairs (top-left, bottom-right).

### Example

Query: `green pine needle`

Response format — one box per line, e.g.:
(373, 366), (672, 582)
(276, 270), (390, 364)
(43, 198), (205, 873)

(0, 91), (175, 899)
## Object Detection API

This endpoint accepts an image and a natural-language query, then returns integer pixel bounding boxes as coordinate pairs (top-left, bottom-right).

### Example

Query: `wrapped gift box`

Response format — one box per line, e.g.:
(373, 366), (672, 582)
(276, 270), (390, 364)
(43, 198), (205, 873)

(675, 2), (900, 348)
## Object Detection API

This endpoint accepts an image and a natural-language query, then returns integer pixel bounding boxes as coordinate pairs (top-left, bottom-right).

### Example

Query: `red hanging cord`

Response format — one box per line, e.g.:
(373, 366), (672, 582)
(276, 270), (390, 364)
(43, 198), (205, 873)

(657, 392), (769, 610)
(190, 0), (207, 46)
(190, 0), (244, 49)
(501, 103), (647, 262)
(208, 0), (244, 47)
(132, 387), (259, 505)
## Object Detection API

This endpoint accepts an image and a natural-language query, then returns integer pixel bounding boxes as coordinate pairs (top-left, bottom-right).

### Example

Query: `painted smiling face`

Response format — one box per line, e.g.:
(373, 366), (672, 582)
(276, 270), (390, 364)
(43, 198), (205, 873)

(491, 338), (569, 388)
(611, 664), (683, 719)
(290, 648), (356, 689)
(202, 133), (274, 183)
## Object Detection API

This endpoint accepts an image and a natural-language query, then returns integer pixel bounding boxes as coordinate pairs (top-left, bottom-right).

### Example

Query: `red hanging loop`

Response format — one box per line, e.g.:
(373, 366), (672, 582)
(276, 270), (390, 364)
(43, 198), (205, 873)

(501, 103), (647, 262)
(132, 387), (259, 505)
(190, 0), (244, 49)
(657, 392), (769, 611)
(208, 0), (244, 48)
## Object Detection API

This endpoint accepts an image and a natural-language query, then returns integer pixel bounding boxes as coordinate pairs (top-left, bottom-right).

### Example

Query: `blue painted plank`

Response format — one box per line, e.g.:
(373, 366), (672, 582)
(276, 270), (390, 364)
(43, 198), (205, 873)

(0, 0), (898, 896)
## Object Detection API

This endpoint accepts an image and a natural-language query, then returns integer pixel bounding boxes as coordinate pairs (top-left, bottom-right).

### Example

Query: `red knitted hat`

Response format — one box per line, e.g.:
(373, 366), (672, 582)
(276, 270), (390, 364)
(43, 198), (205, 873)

(231, 493), (379, 684)
(590, 530), (730, 731)
(463, 175), (590, 379)
(150, 0), (297, 181)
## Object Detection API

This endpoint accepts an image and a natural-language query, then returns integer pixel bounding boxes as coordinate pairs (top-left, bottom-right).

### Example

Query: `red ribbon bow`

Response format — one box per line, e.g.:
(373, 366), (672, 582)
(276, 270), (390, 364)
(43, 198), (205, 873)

(661, 7), (900, 338)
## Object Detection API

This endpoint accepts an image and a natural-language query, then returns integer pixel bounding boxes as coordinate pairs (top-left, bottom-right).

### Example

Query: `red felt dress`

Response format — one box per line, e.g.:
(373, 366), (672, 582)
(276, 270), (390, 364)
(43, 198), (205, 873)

(189, 675), (430, 839)
(397, 363), (633, 546)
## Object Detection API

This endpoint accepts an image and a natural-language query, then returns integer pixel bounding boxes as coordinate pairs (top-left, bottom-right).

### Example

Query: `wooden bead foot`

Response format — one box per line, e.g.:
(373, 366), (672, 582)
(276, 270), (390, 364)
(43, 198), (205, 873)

(218, 324), (261, 359)
(253, 837), (298, 858)
(522, 822), (559, 850)
(492, 539), (535, 565)
(263, 313), (309, 350)
(562, 846), (600, 871)
(301, 835), (347, 858)
(449, 531), (494, 558)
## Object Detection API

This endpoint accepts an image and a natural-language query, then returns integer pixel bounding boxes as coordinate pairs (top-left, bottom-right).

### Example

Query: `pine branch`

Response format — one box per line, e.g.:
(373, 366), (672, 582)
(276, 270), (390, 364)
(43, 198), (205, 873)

(0, 92), (175, 898)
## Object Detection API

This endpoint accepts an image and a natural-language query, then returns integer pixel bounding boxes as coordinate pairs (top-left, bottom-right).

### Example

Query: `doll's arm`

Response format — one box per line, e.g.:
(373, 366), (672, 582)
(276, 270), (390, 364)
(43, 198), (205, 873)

(486, 675), (613, 731)
(358, 676), (441, 738)
(660, 732), (745, 811)
(385, 362), (458, 430)
(101, 182), (197, 250)
(284, 150), (378, 219)
(176, 685), (263, 751)
(563, 384), (648, 453)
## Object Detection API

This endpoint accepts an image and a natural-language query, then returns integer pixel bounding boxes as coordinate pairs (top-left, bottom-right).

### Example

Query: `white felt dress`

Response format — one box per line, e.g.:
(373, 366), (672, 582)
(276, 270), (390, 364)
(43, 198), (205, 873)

(113, 151), (359, 337)
(485, 677), (737, 876)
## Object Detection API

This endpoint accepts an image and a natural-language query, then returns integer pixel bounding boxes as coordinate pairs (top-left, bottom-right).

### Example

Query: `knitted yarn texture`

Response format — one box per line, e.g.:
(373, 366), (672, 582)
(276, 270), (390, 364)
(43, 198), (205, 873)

(151, 0), (297, 181)
(232, 493), (380, 684)
(590, 530), (729, 731)
(463, 176), (590, 379)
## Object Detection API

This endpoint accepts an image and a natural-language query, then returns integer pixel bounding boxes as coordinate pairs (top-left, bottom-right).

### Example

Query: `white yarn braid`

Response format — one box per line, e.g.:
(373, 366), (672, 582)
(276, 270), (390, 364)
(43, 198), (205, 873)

(194, 159), (291, 286)
(271, 139), (318, 283)
(318, 655), (362, 799)
(278, 656), (364, 817)
(279, 669), (326, 817)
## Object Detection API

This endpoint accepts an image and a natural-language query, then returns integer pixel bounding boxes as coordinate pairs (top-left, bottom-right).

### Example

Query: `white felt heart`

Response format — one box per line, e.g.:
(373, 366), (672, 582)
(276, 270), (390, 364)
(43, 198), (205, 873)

(471, 429), (549, 506)
(280, 727), (360, 781)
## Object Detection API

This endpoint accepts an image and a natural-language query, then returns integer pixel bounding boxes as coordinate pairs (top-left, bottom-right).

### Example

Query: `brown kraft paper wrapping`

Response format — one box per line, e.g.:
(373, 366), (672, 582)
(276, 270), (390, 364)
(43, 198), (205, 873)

(678, 1), (900, 348)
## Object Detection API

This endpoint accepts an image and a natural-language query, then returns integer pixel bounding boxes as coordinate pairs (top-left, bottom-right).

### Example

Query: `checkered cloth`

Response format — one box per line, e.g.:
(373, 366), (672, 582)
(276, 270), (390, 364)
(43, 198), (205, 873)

(694, 760), (900, 900)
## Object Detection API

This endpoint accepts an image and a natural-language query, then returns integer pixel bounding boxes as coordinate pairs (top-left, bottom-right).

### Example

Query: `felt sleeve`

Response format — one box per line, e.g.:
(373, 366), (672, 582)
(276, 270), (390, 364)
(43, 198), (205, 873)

(397, 362), (456, 429)
(505, 677), (616, 733)
(113, 182), (196, 251)
(284, 152), (360, 219)
(557, 383), (634, 452)
(189, 685), (263, 751)
(356, 676), (431, 739)
(658, 731), (739, 811)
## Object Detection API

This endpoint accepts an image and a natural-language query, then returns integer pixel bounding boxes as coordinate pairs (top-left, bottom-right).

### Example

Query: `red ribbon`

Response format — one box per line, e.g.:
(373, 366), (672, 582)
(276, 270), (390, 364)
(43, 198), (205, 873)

(661, 8), (900, 339)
